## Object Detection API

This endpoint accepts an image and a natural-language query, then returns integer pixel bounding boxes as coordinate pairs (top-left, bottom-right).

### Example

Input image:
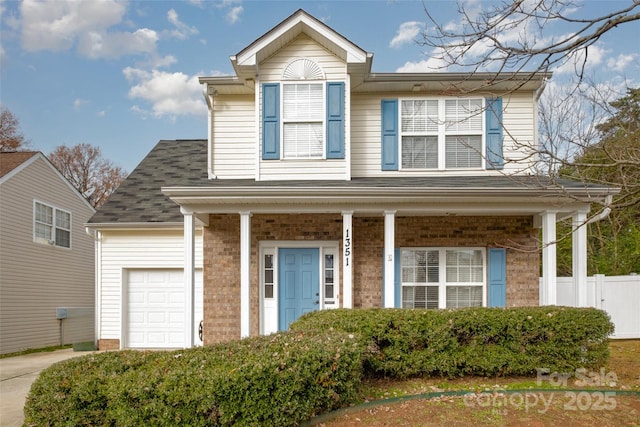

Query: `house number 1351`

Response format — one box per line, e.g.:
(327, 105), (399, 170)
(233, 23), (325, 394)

(344, 229), (351, 266)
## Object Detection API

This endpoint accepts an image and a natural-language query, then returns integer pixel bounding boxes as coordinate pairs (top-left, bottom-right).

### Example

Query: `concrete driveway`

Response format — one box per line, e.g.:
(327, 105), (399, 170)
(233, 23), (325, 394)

(0, 349), (95, 427)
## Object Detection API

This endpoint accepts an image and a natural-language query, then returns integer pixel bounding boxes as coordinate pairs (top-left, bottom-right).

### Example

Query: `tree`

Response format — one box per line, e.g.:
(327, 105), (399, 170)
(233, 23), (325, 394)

(420, 0), (640, 87)
(554, 87), (640, 275)
(49, 144), (127, 208)
(0, 107), (30, 152)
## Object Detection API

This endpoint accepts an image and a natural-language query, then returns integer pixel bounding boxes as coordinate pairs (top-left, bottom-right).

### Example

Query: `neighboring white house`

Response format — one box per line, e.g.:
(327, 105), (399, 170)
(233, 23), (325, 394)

(87, 10), (617, 350)
(0, 151), (95, 355)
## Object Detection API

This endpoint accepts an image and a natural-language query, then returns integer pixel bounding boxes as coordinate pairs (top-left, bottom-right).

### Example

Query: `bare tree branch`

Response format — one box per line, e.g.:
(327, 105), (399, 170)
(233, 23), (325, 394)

(49, 144), (127, 208)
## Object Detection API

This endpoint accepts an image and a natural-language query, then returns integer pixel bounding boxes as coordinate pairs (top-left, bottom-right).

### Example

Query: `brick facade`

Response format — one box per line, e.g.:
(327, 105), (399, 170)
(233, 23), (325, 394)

(203, 214), (539, 344)
(97, 339), (120, 351)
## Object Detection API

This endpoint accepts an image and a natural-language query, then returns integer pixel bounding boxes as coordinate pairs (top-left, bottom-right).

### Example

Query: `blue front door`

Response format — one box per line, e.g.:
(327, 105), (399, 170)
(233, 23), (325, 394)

(278, 248), (320, 331)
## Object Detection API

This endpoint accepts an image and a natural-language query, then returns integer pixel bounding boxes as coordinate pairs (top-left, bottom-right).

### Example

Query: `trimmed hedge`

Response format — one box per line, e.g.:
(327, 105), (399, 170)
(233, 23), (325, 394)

(291, 306), (614, 378)
(25, 307), (614, 426)
(24, 331), (363, 427)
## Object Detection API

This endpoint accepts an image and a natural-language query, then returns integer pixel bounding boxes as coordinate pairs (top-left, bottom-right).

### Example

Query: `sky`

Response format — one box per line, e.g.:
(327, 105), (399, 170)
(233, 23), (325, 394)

(1, 0), (638, 173)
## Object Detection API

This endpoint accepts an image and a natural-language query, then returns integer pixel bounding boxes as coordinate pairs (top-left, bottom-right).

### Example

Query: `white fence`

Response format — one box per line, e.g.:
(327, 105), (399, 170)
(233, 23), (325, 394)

(541, 275), (640, 339)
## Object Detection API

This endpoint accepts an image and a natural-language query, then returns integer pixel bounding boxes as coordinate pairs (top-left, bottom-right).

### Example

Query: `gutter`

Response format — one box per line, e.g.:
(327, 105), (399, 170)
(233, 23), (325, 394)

(84, 222), (186, 230)
(161, 185), (615, 199)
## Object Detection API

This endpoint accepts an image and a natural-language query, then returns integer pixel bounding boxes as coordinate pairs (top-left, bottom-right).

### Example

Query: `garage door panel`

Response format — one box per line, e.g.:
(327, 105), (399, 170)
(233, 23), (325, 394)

(126, 269), (203, 349)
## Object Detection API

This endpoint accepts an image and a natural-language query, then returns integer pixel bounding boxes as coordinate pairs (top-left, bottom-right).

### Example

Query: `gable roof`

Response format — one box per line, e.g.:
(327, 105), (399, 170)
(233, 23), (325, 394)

(200, 8), (550, 97)
(0, 150), (96, 212)
(232, 9), (370, 79)
(0, 151), (38, 180)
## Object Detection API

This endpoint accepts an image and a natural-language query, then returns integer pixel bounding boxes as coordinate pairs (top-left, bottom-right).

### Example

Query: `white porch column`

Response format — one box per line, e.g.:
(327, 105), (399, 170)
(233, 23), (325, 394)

(541, 211), (557, 305)
(383, 210), (396, 308)
(240, 211), (252, 338)
(182, 208), (195, 348)
(572, 211), (588, 307)
(342, 211), (353, 309)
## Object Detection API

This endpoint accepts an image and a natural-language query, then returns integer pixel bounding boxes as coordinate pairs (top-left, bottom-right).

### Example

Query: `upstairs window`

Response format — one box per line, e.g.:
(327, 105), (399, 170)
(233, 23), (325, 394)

(262, 59), (345, 161)
(34, 201), (71, 248)
(393, 97), (486, 170)
(283, 83), (324, 159)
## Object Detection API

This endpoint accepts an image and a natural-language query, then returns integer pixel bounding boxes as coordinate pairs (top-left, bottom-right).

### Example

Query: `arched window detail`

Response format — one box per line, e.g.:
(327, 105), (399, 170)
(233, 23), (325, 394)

(282, 58), (325, 81)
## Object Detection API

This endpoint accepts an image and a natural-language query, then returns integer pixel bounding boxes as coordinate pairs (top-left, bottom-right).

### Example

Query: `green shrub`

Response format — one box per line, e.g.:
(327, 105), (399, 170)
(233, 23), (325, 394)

(24, 307), (614, 426)
(291, 306), (614, 378)
(24, 331), (363, 427)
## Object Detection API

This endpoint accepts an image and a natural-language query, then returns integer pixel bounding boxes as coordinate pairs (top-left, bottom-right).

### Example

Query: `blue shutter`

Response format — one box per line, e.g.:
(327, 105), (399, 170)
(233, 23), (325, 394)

(382, 248), (402, 308)
(485, 97), (504, 169)
(326, 82), (345, 159)
(381, 99), (399, 171)
(488, 248), (507, 307)
(262, 83), (280, 160)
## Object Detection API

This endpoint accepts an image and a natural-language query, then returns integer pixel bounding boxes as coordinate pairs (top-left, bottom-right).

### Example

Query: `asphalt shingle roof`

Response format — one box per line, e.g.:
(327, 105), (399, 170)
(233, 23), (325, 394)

(0, 151), (38, 178)
(89, 139), (615, 225)
(88, 140), (209, 224)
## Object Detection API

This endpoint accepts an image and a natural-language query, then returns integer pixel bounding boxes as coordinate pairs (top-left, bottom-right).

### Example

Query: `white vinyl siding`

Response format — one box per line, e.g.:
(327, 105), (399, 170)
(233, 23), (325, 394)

(259, 34), (346, 82)
(350, 92), (539, 177)
(257, 33), (348, 180)
(96, 229), (203, 343)
(0, 156), (95, 355)
(210, 95), (255, 179)
(401, 248), (485, 309)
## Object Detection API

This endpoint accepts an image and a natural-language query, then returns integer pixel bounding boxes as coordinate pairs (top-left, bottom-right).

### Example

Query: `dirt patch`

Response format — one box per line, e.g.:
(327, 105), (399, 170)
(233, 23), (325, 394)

(313, 340), (640, 427)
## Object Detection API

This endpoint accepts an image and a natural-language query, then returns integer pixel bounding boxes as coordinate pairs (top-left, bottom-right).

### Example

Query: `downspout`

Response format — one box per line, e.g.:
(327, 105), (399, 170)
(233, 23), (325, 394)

(85, 227), (101, 349)
(586, 195), (612, 225)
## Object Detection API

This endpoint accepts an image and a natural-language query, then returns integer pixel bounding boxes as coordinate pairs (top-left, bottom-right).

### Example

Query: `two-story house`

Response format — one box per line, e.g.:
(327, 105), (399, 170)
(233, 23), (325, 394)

(87, 10), (615, 350)
(0, 151), (95, 355)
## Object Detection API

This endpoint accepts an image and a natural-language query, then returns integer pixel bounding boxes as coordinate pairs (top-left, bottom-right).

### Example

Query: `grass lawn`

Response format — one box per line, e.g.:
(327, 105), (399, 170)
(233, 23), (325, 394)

(312, 340), (640, 426)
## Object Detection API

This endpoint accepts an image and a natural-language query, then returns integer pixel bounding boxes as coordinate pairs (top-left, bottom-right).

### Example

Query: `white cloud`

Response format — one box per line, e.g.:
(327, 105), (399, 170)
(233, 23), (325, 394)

(390, 21), (424, 48)
(21, 0), (125, 52)
(73, 98), (88, 110)
(77, 28), (158, 59)
(20, 0), (160, 60)
(226, 6), (243, 24)
(167, 8), (198, 40)
(123, 67), (206, 118)
(396, 56), (450, 73)
(553, 44), (608, 75)
(607, 53), (638, 73)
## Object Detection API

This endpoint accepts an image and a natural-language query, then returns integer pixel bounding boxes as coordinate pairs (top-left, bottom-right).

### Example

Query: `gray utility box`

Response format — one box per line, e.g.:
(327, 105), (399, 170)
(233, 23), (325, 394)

(56, 308), (68, 319)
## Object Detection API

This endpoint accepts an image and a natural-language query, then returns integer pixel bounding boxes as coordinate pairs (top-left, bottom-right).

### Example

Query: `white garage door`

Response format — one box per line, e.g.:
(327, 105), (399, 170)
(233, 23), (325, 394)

(126, 269), (203, 348)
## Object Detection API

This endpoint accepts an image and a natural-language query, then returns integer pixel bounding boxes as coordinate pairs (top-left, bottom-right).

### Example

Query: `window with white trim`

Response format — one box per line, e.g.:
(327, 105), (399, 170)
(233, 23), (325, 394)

(263, 254), (275, 299)
(323, 253), (336, 306)
(34, 201), (71, 248)
(400, 98), (483, 170)
(282, 82), (324, 159)
(401, 248), (485, 309)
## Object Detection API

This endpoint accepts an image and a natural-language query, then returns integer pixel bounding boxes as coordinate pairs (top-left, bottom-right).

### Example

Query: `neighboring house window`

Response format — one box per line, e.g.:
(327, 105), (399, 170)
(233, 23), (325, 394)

(401, 248), (485, 308)
(400, 98), (483, 170)
(34, 201), (71, 248)
(283, 82), (324, 159)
